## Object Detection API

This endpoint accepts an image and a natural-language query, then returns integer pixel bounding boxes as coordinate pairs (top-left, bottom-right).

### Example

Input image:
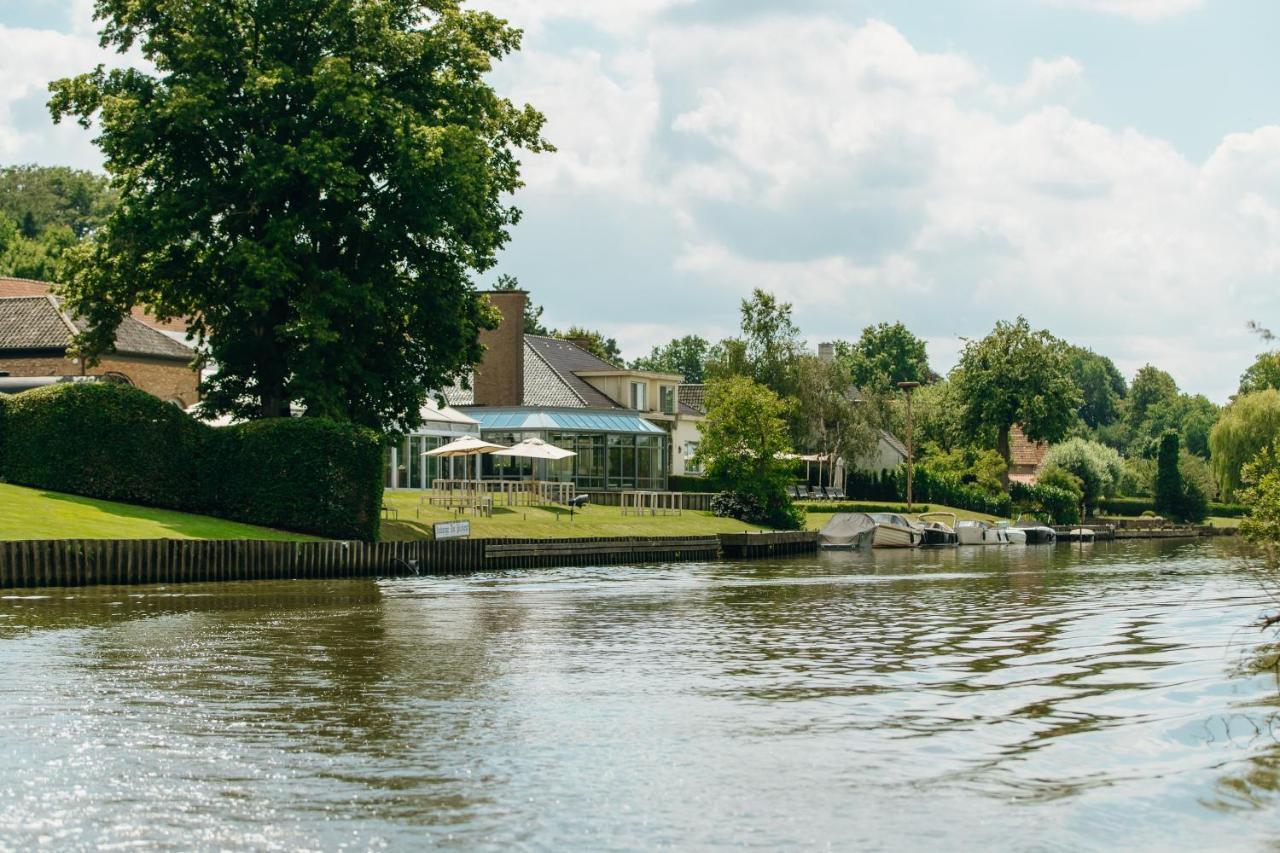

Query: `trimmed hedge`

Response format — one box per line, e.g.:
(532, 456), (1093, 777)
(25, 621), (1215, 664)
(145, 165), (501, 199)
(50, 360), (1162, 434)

(669, 473), (719, 493)
(898, 465), (1013, 517)
(1, 383), (206, 511)
(202, 418), (383, 541)
(1096, 496), (1248, 519)
(0, 383), (382, 541)
(802, 502), (931, 515)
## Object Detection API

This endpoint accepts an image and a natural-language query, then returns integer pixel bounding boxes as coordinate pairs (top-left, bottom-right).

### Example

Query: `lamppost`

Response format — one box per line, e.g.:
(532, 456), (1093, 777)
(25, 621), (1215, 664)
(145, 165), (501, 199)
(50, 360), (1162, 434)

(897, 381), (920, 511)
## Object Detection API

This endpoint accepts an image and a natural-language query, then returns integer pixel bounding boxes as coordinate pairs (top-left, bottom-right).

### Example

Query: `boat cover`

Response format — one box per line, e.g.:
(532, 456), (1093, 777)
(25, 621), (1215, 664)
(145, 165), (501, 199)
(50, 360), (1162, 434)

(819, 513), (877, 548)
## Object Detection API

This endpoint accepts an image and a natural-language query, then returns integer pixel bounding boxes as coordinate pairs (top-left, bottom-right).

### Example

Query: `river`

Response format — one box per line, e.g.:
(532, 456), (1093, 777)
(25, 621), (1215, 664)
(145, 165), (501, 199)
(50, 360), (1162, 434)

(2, 540), (1279, 850)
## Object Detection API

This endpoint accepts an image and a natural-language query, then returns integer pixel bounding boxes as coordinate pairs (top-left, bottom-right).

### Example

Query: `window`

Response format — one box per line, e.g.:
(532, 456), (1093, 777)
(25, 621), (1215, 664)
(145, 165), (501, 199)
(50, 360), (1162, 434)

(629, 381), (646, 411)
(660, 386), (675, 415)
(683, 441), (701, 475)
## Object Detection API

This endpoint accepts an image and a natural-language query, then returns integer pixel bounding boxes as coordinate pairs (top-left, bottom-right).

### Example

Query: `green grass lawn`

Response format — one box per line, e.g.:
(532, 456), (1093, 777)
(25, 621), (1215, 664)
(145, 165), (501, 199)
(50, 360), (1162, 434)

(380, 490), (771, 540)
(0, 483), (314, 541)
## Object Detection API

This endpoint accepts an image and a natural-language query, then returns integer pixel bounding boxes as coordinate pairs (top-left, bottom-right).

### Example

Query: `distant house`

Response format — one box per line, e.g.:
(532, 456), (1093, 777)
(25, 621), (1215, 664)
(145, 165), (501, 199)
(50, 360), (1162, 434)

(0, 293), (199, 407)
(0, 276), (191, 341)
(387, 290), (704, 492)
(1008, 424), (1050, 485)
(855, 430), (908, 473)
(675, 385), (708, 476)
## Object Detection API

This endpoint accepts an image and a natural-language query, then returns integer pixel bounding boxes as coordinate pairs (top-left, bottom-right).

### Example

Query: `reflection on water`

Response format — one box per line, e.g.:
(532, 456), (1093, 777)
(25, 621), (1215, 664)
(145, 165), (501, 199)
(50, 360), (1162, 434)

(2, 540), (1279, 848)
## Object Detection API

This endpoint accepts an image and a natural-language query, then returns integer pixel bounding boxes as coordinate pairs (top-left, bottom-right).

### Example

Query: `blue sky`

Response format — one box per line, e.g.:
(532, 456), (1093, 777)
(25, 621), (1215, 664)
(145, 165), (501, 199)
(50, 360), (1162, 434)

(2, 0), (1278, 401)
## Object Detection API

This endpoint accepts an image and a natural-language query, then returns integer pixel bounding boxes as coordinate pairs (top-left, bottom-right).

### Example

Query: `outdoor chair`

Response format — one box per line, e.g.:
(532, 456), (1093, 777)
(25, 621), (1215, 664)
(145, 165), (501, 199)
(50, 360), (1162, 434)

(805, 485), (820, 500)
(828, 485), (847, 500)
(789, 484), (804, 500)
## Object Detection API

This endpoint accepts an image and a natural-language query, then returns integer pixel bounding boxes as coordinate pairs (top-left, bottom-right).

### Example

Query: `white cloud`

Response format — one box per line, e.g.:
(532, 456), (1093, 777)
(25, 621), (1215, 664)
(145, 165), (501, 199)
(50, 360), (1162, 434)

(495, 13), (1275, 400)
(1043, 0), (1205, 21)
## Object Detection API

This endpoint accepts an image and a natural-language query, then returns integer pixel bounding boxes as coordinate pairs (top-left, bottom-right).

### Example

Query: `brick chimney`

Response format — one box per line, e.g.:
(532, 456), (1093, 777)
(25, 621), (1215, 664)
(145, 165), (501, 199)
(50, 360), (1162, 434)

(473, 290), (526, 407)
(818, 342), (835, 363)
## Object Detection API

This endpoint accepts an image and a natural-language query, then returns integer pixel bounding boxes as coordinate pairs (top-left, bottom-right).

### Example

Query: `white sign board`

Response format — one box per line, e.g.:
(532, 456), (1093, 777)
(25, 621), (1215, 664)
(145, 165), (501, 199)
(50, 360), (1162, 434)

(433, 520), (471, 541)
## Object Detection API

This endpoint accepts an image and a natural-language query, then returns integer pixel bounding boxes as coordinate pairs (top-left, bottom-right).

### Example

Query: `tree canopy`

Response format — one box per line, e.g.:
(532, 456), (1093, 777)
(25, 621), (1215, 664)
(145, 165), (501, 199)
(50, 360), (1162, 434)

(1042, 437), (1125, 510)
(952, 317), (1081, 482)
(708, 289), (804, 400)
(838, 321), (932, 392)
(1209, 389), (1280, 500)
(0, 164), (114, 282)
(1066, 345), (1125, 429)
(631, 335), (710, 383)
(49, 0), (548, 428)
(1239, 351), (1280, 396)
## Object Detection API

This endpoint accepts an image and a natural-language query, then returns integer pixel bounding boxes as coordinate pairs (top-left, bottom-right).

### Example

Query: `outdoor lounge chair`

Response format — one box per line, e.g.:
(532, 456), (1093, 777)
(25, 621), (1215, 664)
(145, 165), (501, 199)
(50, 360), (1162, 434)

(827, 485), (847, 500)
(805, 485), (820, 500)
(789, 484), (805, 500)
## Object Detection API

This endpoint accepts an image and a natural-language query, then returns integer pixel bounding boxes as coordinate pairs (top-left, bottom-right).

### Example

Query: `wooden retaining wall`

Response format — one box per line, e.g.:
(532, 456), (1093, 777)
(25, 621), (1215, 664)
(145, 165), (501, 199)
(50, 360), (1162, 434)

(0, 534), (740, 590)
(719, 531), (820, 559)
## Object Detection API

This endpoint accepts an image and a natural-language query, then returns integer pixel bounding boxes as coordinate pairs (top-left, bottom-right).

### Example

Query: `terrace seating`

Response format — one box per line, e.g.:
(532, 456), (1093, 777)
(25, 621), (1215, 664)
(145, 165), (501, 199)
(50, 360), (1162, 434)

(789, 484), (806, 500)
(826, 485), (847, 500)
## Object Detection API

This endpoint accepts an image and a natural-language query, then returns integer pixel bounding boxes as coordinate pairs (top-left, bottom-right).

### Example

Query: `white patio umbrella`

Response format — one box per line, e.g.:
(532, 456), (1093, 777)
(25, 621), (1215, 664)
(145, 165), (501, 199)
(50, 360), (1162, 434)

(490, 437), (576, 461)
(423, 435), (508, 484)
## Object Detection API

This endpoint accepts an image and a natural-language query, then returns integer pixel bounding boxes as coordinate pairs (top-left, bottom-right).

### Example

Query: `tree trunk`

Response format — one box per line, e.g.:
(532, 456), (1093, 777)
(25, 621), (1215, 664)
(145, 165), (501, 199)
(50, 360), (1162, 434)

(997, 424), (1012, 491)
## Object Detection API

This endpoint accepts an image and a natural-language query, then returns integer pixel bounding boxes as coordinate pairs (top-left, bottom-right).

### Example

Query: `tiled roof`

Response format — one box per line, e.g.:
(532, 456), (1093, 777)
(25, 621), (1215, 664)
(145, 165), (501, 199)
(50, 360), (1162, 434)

(0, 296), (76, 349)
(678, 384), (706, 414)
(524, 335), (621, 409)
(0, 295), (194, 361)
(0, 277), (190, 333)
(1009, 424), (1049, 469)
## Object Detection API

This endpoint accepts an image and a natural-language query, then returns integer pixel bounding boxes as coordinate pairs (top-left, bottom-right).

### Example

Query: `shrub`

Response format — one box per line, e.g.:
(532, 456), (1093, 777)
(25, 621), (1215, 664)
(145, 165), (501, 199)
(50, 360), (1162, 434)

(669, 474), (719, 493)
(899, 464), (1012, 517)
(0, 383), (382, 540)
(1042, 437), (1125, 512)
(802, 502), (931, 515)
(1010, 481), (1080, 524)
(710, 489), (803, 530)
(202, 418), (383, 541)
(1, 382), (207, 511)
(845, 467), (900, 501)
(1154, 431), (1183, 518)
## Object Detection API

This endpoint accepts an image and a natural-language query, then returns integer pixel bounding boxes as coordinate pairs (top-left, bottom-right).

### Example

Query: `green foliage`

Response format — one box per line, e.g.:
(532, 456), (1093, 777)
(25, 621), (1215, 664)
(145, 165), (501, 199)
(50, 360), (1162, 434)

(1036, 465), (1085, 507)
(837, 321), (932, 392)
(795, 354), (881, 474)
(1209, 389), (1280, 499)
(1127, 365), (1179, 428)
(1066, 345), (1126, 429)
(49, 0), (549, 428)
(0, 214), (79, 282)
(203, 418), (383, 541)
(1095, 497), (1246, 518)
(953, 317), (1081, 476)
(1042, 437), (1125, 510)
(707, 290), (804, 402)
(1239, 442), (1280, 546)
(694, 376), (800, 529)
(631, 335), (710, 383)
(1010, 481), (1081, 524)
(1, 383), (205, 511)
(1154, 431), (1183, 518)
(801, 502), (931, 515)
(0, 383), (381, 540)
(0, 164), (115, 239)
(669, 473), (720, 493)
(917, 443), (1007, 495)
(844, 468), (901, 501)
(902, 464), (1013, 517)
(908, 379), (981, 451)
(555, 326), (621, 365)
(1239, 351), (1280, 396)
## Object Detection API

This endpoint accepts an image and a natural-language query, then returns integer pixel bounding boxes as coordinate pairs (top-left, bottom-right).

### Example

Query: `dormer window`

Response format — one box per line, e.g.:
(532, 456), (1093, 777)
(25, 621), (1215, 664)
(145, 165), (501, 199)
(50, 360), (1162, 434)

(630, 381), (646, 410)
(660, 385), (675, 414)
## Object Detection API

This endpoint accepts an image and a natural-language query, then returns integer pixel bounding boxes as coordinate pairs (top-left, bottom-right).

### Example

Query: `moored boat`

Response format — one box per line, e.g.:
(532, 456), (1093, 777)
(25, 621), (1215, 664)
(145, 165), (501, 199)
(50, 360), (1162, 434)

(1014, 516), (1057, 544)
(916, 512), (959, 546)
(995, 520), (1026, 544)
(868, 512), (923, 548)
(955, 519), (1008, 545)
(818, 513), (877, 550)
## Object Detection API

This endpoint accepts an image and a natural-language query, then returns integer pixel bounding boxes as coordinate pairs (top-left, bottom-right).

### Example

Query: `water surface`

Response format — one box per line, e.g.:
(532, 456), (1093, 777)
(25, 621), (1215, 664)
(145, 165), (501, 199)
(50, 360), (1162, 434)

(3, 540), (1280, 850)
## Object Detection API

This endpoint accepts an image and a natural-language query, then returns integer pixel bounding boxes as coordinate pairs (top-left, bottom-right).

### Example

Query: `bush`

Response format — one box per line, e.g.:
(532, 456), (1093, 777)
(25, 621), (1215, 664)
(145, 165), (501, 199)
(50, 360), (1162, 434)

(899, 464), (1012, 517)
(1094, 496), (1245, 519)
(203, 418), (383, 541)
(845, 467), (900, 501)
(0, 383), (382, 540)
(1, 383), (207, 511)
(710, 490), (803, 530)
(802, 502), (930, 515)
(669, 474), (718, 493)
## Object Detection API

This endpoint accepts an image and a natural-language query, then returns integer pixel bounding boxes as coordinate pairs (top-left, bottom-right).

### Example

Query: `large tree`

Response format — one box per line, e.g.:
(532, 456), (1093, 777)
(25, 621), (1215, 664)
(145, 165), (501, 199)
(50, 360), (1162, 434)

(794, 355), (882, 483)
(631, 335), (710, 383)
(709, 288), (804, 399)
(839, 321), (932, 392)
(1066, 345), (1125, 429)
(952, 317), (1081, 486)
(49, 0), (548, 427)
(0, 164), (115, 240)
(1209, 389), (1280, 500)
(1239, 351), (1280, 396)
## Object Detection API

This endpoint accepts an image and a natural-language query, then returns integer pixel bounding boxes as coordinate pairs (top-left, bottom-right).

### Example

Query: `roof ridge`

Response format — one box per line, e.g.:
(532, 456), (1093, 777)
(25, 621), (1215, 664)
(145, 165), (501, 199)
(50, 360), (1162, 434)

(46, 294), (80, 340)
(524, 338), (588, 406)
(0, 276), (54, 285)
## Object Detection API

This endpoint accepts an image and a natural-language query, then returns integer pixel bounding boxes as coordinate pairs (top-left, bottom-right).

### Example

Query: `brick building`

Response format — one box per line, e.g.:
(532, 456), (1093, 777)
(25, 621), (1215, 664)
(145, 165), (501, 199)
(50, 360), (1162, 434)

(0, 294), (199, 407)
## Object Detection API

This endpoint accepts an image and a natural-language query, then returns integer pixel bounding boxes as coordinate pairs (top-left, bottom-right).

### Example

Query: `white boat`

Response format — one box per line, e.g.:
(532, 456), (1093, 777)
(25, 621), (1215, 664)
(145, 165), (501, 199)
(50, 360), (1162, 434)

(995, 520), (1026, 544)
(868, 512), (923, 548)
(916, 512), (959, 546)
(1014, 516), (1057, 545)
(955, 519), (1008, 545)
(818, 513), (877, 549)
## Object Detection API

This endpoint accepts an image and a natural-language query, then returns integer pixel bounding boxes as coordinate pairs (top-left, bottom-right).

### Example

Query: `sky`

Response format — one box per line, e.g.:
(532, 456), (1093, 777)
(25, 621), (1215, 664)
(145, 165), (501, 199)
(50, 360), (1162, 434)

(2, 0), (1279, 402)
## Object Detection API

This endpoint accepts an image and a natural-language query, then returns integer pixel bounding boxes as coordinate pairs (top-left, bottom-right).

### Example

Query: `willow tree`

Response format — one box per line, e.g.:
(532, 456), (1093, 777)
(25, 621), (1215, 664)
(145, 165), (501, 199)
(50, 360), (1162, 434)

(49, 0), (549, 428)
(952, 317), (1081, 487)
(1210, 389), (1280, 500)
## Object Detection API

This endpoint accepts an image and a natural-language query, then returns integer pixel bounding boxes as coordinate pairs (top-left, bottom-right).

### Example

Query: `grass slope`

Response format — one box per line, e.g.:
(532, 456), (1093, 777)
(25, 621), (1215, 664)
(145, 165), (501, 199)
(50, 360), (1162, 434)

(0, 483), (313, 541)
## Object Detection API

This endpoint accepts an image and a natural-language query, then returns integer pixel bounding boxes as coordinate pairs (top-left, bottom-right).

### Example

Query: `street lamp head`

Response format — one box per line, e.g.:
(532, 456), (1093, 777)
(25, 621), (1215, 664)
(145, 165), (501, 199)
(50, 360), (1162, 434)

(896, 381), (920, 392)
